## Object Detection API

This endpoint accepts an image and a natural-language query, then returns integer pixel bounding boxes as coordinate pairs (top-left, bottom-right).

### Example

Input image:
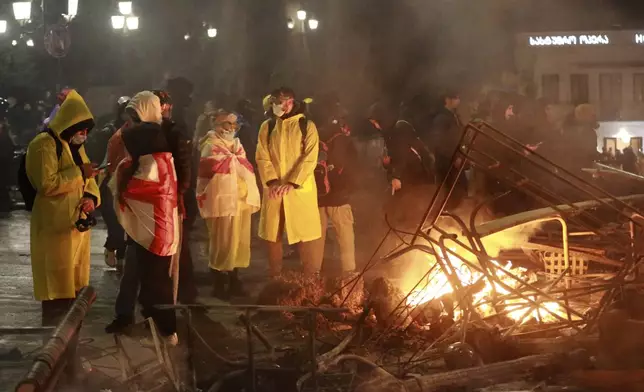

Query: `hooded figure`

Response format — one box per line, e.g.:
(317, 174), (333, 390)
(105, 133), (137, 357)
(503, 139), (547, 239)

(26, 90), (100, 304)
(109, 91), (179, 344)
(112, 91), (179, 256)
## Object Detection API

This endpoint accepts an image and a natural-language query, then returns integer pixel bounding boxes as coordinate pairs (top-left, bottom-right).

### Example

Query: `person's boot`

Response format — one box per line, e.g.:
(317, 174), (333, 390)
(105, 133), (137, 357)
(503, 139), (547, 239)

(104, 249), (117, 268)
(228, 268), (248, 298)
(105, 316), (134, 334)
(211, 269), (230, 301)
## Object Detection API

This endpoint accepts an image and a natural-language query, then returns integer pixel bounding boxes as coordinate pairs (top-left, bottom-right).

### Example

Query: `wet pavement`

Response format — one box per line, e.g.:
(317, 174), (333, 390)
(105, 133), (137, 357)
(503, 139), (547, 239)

(0, 211), (270, 391)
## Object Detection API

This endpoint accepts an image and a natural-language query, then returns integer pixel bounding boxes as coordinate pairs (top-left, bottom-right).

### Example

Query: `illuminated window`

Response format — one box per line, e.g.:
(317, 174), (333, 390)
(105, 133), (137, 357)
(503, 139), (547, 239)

(570, 74), (589, 105)
(599, 73), (622, 120)
(634, 73), (644, 102)
(541, 74), (560, 103)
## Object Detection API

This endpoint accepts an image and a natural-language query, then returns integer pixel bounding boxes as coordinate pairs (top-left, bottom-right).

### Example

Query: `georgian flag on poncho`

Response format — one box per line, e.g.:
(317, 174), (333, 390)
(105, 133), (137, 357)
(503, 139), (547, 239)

(112, 152), (180, 256)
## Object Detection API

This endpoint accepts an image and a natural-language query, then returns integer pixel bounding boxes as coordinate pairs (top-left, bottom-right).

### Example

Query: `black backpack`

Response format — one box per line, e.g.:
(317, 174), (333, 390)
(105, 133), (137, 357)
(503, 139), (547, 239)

(267, 116), (330, 195)
(18, 129), (63, 211)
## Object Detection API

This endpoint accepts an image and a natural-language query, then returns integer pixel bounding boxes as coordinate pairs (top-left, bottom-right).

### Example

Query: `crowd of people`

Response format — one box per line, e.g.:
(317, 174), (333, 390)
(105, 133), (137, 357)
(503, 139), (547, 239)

(21, 74), (626, 355)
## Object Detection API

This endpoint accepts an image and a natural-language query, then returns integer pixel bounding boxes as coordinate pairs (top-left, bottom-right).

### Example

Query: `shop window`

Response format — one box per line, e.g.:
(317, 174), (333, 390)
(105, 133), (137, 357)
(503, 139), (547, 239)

(599, 73), (622, 120)
(634, 73), (644, 102)
(570, 74), (589, 105)
(541, 74), (560, 103)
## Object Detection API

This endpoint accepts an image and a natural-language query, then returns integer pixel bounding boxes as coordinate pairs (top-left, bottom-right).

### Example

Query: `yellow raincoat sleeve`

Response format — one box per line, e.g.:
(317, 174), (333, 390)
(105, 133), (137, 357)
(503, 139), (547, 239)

(286, 120), (319, 187)
(26, 137), (84, 197)
(80, 146), (101, 207)
(256, 121), (279, 186)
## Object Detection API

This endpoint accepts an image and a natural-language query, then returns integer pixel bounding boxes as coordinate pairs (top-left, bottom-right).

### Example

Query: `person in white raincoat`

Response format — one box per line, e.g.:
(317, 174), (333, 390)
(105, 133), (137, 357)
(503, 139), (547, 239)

(197, 110), (260, 299)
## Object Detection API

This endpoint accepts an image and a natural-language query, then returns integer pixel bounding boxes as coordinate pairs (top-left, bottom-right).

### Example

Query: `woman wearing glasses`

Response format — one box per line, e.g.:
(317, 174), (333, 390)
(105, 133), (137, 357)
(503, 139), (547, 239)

(197, 110), (260, 299)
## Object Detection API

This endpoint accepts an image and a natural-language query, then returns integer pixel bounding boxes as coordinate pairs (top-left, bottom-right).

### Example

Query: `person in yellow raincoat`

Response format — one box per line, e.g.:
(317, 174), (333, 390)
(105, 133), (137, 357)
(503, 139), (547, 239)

(26, 90), (101, 327)
(256, 87), (321, 277)
(197, 110), (261, 299)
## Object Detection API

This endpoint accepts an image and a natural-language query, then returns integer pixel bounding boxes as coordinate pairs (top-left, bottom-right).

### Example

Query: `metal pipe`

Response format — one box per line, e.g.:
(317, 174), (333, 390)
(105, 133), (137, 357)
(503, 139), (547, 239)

(16, 286), (96, 392)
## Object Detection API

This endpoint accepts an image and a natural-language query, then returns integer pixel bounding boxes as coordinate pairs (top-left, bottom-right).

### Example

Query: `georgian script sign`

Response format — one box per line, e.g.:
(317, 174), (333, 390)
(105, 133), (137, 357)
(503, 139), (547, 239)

(529, 34), (610, 46)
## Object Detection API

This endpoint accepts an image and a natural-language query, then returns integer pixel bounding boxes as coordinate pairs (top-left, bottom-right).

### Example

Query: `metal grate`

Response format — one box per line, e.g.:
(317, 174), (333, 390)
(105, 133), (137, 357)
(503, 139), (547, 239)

(541, 251), (588, 277)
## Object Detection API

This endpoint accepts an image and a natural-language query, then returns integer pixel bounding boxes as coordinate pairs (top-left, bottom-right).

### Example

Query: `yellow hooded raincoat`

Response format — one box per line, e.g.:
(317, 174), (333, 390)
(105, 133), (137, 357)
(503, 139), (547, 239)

(256, 113), (321, 244)
(26, 90), (101, 301)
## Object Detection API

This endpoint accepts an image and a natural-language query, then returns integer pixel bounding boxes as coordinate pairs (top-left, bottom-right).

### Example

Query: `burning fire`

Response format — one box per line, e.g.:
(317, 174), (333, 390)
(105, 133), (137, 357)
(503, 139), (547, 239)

(406, 249), (570, 325)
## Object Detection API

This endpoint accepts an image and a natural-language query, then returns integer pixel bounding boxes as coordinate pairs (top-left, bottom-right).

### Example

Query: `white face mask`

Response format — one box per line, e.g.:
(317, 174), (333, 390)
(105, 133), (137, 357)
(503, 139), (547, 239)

(220, 131), (235, 141)
(71, 134), (87, 145)
(272, 103), (285, 118)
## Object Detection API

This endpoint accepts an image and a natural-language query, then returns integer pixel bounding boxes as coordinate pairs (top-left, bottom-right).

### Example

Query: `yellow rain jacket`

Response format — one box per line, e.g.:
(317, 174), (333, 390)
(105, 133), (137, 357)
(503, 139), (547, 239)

(256, 112), (321, 244)
(26, 90), (101, 301)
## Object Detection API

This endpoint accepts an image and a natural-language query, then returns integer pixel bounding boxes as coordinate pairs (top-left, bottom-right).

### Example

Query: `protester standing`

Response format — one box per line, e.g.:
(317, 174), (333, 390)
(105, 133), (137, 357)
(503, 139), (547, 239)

(111, 91), (180, 345)
(197, 110), (260, 299)
(256, 87), (321, 277)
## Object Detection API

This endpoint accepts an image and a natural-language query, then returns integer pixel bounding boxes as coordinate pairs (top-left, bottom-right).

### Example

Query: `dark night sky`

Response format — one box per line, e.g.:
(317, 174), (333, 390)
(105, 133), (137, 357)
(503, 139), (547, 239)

(1, 0), (644, 102)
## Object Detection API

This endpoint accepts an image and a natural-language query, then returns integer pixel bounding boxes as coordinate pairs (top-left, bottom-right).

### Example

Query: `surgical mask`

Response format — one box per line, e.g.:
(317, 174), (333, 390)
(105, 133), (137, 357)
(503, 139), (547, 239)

(272, 103), (285, 118)
(216, 129), (235, 141)
(221, 132), (235, 141)
(71, 134), (87, 145)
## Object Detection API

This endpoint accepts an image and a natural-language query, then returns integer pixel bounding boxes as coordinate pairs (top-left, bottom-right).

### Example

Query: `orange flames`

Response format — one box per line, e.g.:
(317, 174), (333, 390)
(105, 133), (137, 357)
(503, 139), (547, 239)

(405, 250), (571, 325)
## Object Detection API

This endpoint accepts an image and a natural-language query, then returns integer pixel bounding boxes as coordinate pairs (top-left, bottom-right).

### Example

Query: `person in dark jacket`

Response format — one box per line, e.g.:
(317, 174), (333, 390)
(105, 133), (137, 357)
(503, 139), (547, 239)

(166, 77), (199, 231)
(0, 122), (15, 214)
(99, 96), (130, 269)
(430, 91), (463, 181)
(110, 92), (179, 345)
(385, 109), (436, 230)
(153, 89), (198, 305)
(235, 99), (258, 167)
(311, 99), (357, 275)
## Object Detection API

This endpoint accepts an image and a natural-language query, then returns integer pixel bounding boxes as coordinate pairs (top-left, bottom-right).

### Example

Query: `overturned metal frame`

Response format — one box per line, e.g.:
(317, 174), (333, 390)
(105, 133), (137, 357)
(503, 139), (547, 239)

(153, 304), (352, 392)
(334, 121), (644, 373)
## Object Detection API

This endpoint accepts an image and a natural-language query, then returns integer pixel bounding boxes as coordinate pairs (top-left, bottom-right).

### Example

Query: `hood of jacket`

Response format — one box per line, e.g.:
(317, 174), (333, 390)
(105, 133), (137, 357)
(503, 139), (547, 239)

(48, 90), (95, 140)
(127, 91), (162, 124)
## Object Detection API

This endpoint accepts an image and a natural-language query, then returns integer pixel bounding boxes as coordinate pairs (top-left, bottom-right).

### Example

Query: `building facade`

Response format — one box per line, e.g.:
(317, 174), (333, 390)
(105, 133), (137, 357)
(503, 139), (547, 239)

(516, 30), (644, 152)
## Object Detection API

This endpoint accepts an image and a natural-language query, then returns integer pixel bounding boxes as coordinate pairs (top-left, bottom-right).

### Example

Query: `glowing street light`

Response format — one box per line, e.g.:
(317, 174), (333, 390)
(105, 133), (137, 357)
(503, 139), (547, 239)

(12, 2), (31, 22)
(111, 15), (125, 29)
(296, 9), (307, 21)
(207, 28), (217, 38)
(118, 1), (132, 15)
(26, 38), (34, 47)
(11, 40), (17, 46)
(0, 21), (6, 34)
(66, 0), (78, 19)
(287, 18), (294, 29)
(308, 18), (319, 30)
(184, 33), (190, 40)
(126, 16), (139, 30)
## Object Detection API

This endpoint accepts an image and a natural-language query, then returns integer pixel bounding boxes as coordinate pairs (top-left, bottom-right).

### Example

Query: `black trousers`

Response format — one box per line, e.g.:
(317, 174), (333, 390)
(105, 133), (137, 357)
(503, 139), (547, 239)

(100, 179), (126, 259)
(178, 226), (197, 303)
(133, 242), (177, 336)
